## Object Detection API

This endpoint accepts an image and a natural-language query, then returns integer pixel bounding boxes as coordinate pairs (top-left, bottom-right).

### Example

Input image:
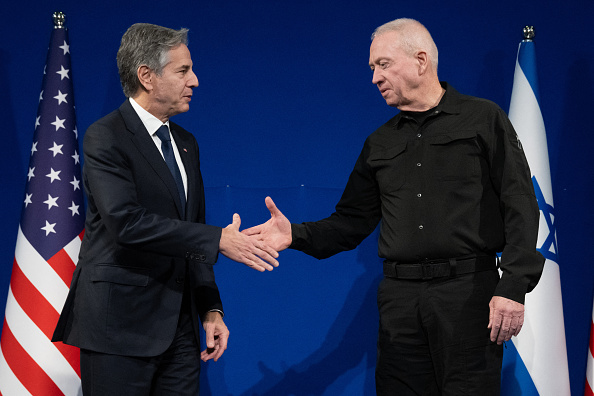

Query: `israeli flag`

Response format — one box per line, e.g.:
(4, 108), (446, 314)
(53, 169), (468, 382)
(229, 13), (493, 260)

(501, 33), (571, 395)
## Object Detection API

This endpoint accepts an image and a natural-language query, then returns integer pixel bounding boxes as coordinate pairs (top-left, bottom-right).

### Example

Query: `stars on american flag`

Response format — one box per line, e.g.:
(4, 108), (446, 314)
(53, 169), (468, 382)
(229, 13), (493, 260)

(24, 193), (32, 207)
(59, 40), (70, 55)
(43, 194), (59, 209)
(54, 90), (68, 105)
(46, 168), (61, 183)
(68, 201), (80, 216)
(20, 34), (84, 258)
(56, 65), (70, 80)
(48, 142), (64, 157)
(41, 220), (57, 236)
(51, 115), (66, 131)
(70, 175), (81, 191)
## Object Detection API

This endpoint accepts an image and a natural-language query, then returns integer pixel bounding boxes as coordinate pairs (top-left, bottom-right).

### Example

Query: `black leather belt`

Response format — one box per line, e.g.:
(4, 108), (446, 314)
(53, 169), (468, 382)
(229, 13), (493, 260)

(383, 256), (496, 280)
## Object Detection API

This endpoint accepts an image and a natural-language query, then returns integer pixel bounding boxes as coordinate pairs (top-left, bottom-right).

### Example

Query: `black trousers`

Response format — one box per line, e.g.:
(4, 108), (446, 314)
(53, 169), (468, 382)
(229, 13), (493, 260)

(375, 269), (503, 395)
(80, 289), (200, 395)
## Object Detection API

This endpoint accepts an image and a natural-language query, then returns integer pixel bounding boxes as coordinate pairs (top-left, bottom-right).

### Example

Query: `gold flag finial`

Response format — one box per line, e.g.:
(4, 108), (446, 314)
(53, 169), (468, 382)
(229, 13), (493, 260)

(523, 26), (535, 41)
(53, 12), (66, 29)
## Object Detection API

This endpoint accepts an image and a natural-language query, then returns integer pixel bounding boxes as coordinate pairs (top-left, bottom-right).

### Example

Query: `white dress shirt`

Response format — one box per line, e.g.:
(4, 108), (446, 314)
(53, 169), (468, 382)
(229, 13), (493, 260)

(129, 97), (188, 198)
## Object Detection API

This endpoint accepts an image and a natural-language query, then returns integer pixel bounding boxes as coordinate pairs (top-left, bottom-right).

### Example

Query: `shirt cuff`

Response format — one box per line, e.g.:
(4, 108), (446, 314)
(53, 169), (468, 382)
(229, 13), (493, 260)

(207, 309), (224, 319)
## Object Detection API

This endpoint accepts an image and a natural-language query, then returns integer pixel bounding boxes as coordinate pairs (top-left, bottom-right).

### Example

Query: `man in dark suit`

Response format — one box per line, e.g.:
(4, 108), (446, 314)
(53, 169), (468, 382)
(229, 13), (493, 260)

(52, 23), (279, 395)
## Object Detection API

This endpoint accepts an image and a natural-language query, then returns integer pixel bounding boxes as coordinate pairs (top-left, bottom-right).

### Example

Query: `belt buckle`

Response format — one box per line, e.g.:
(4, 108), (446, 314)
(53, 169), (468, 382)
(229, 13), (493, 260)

(421, 262), (433, 280)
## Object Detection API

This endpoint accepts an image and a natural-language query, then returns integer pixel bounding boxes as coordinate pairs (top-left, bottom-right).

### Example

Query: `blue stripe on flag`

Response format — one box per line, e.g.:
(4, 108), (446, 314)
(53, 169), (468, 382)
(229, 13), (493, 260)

(501, 341), (539, 395)
(517, 41), (541, 106)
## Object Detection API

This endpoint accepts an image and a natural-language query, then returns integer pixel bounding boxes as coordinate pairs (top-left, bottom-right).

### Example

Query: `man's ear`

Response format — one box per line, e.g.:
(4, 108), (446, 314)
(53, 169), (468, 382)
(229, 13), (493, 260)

(137, 65), (153, 92)
(416, 51), (429, 75)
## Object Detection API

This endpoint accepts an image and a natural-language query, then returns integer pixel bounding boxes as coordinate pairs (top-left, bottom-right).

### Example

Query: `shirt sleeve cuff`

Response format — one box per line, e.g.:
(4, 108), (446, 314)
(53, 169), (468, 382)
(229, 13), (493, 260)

(494, 279), (528, 304)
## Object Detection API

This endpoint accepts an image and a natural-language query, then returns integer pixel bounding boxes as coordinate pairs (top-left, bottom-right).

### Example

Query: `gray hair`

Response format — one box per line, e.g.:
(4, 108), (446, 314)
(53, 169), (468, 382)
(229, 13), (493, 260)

(116, 23), (189, 98)
(371, 18), (439, 71)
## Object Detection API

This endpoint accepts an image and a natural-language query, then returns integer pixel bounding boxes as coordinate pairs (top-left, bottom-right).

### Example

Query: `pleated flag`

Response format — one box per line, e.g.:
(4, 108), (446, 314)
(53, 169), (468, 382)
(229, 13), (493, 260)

(0, 12), (83, 396)
(501, 26), (570, 395)
(586, 297), (594, 396)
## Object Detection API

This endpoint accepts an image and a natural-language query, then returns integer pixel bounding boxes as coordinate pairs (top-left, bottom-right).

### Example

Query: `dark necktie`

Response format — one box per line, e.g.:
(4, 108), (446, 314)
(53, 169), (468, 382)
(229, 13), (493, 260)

(155, 125), (186, 218)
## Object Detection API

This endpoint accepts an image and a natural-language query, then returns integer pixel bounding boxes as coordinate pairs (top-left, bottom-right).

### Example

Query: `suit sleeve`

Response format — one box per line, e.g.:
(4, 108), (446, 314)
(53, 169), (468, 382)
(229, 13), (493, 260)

(186, 134), (224, 316)
(82, 119), (222, 265)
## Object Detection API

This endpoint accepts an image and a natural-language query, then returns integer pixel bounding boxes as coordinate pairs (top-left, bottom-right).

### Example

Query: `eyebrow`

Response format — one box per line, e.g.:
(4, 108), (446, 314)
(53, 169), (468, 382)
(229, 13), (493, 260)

(369, 57), (390, 67)
(372, 57), (390, 64)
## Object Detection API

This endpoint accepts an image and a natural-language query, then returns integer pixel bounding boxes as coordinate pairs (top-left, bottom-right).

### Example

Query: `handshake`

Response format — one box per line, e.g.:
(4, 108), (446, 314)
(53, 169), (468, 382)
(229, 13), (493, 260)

(218, 197), (292, 272)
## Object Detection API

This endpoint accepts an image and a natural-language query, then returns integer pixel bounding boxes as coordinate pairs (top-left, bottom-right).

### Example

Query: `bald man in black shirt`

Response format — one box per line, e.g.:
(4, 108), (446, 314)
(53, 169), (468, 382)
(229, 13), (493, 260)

(245, 18), (544, 395)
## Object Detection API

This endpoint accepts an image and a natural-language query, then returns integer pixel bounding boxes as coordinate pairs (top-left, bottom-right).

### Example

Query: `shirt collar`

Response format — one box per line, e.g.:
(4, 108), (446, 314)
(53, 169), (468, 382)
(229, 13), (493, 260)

(393, 81), (461, 127)
(437, 81), (461, 115)
(129, 97), (170, 136)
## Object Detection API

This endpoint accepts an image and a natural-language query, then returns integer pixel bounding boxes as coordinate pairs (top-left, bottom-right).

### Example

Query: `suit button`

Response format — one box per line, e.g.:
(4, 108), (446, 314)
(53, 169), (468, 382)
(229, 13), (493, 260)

(200, 255), (206, 261)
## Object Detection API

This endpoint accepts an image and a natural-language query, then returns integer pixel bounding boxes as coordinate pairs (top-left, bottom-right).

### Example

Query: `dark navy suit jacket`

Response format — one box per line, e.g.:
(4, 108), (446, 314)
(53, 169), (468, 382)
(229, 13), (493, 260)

(53, 100), (223, 357)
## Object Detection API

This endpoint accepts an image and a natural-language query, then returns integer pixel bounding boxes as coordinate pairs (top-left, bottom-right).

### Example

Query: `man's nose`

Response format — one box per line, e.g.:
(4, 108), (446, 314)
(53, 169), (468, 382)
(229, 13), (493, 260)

(188, 69), (199, 87)
(371, 69), (382, 85)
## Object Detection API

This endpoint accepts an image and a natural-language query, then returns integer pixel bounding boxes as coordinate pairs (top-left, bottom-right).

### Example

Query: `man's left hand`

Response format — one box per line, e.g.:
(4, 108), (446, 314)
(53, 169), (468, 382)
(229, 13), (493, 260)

(488, 296), (524, 345)
(201, 311), (229, 362)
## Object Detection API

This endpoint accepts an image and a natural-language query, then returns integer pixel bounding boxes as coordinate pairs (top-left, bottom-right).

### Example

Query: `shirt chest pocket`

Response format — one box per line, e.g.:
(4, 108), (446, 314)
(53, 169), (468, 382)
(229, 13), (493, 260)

(368, 143), (407, 194)
(427, 130), (481, 181)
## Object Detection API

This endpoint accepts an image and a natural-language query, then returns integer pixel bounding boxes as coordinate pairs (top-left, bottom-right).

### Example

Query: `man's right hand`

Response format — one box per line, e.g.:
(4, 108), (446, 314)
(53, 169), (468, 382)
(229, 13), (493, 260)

(242, 197), (292, 252)
(219, 213), (279, 272)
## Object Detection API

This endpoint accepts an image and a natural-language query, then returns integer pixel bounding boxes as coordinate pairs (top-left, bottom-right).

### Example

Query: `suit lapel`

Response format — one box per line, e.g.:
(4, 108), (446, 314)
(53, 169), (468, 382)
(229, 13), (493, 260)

(119, 101), (186, 219)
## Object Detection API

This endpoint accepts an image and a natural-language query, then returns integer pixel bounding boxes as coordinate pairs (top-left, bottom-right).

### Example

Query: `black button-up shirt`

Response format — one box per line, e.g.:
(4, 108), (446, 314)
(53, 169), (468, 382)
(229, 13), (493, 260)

(291, 82), (544, 303)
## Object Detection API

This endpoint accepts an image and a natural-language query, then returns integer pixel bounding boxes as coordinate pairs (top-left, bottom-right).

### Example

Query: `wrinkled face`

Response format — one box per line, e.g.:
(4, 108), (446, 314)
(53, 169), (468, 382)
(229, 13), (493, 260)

(369, 31), (420, 109)
(152, 44), (199, 118)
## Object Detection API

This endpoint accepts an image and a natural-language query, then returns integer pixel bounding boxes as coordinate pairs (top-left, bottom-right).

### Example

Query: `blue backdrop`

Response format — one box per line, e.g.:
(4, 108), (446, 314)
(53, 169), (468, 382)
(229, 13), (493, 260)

(1, 1), (592, 394)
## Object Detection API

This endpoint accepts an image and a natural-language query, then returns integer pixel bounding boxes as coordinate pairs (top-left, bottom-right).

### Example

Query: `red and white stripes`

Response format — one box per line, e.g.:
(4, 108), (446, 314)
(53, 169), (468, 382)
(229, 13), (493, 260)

(0, 229), (82, 395)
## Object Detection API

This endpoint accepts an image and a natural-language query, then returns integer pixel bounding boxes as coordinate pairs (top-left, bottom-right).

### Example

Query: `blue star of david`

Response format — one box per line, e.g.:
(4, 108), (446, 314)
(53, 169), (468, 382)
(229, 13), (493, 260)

(532, 176), (558, 262)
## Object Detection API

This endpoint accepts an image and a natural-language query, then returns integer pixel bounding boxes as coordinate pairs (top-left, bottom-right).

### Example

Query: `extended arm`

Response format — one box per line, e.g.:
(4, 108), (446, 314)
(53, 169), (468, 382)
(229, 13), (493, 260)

(84, 119), (278, 271)
(245, 147), (381, 260)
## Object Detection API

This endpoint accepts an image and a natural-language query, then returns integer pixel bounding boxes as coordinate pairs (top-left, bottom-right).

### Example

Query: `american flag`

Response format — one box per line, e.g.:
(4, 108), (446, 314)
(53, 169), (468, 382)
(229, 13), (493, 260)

(0, 14), (83, 395)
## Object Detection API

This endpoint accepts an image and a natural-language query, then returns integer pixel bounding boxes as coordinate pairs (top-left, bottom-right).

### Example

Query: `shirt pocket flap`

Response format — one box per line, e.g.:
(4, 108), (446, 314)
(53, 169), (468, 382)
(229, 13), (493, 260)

(91, 264), (150, 286)
(367, 143), (407, 192)
(428, 130), (477, 145)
